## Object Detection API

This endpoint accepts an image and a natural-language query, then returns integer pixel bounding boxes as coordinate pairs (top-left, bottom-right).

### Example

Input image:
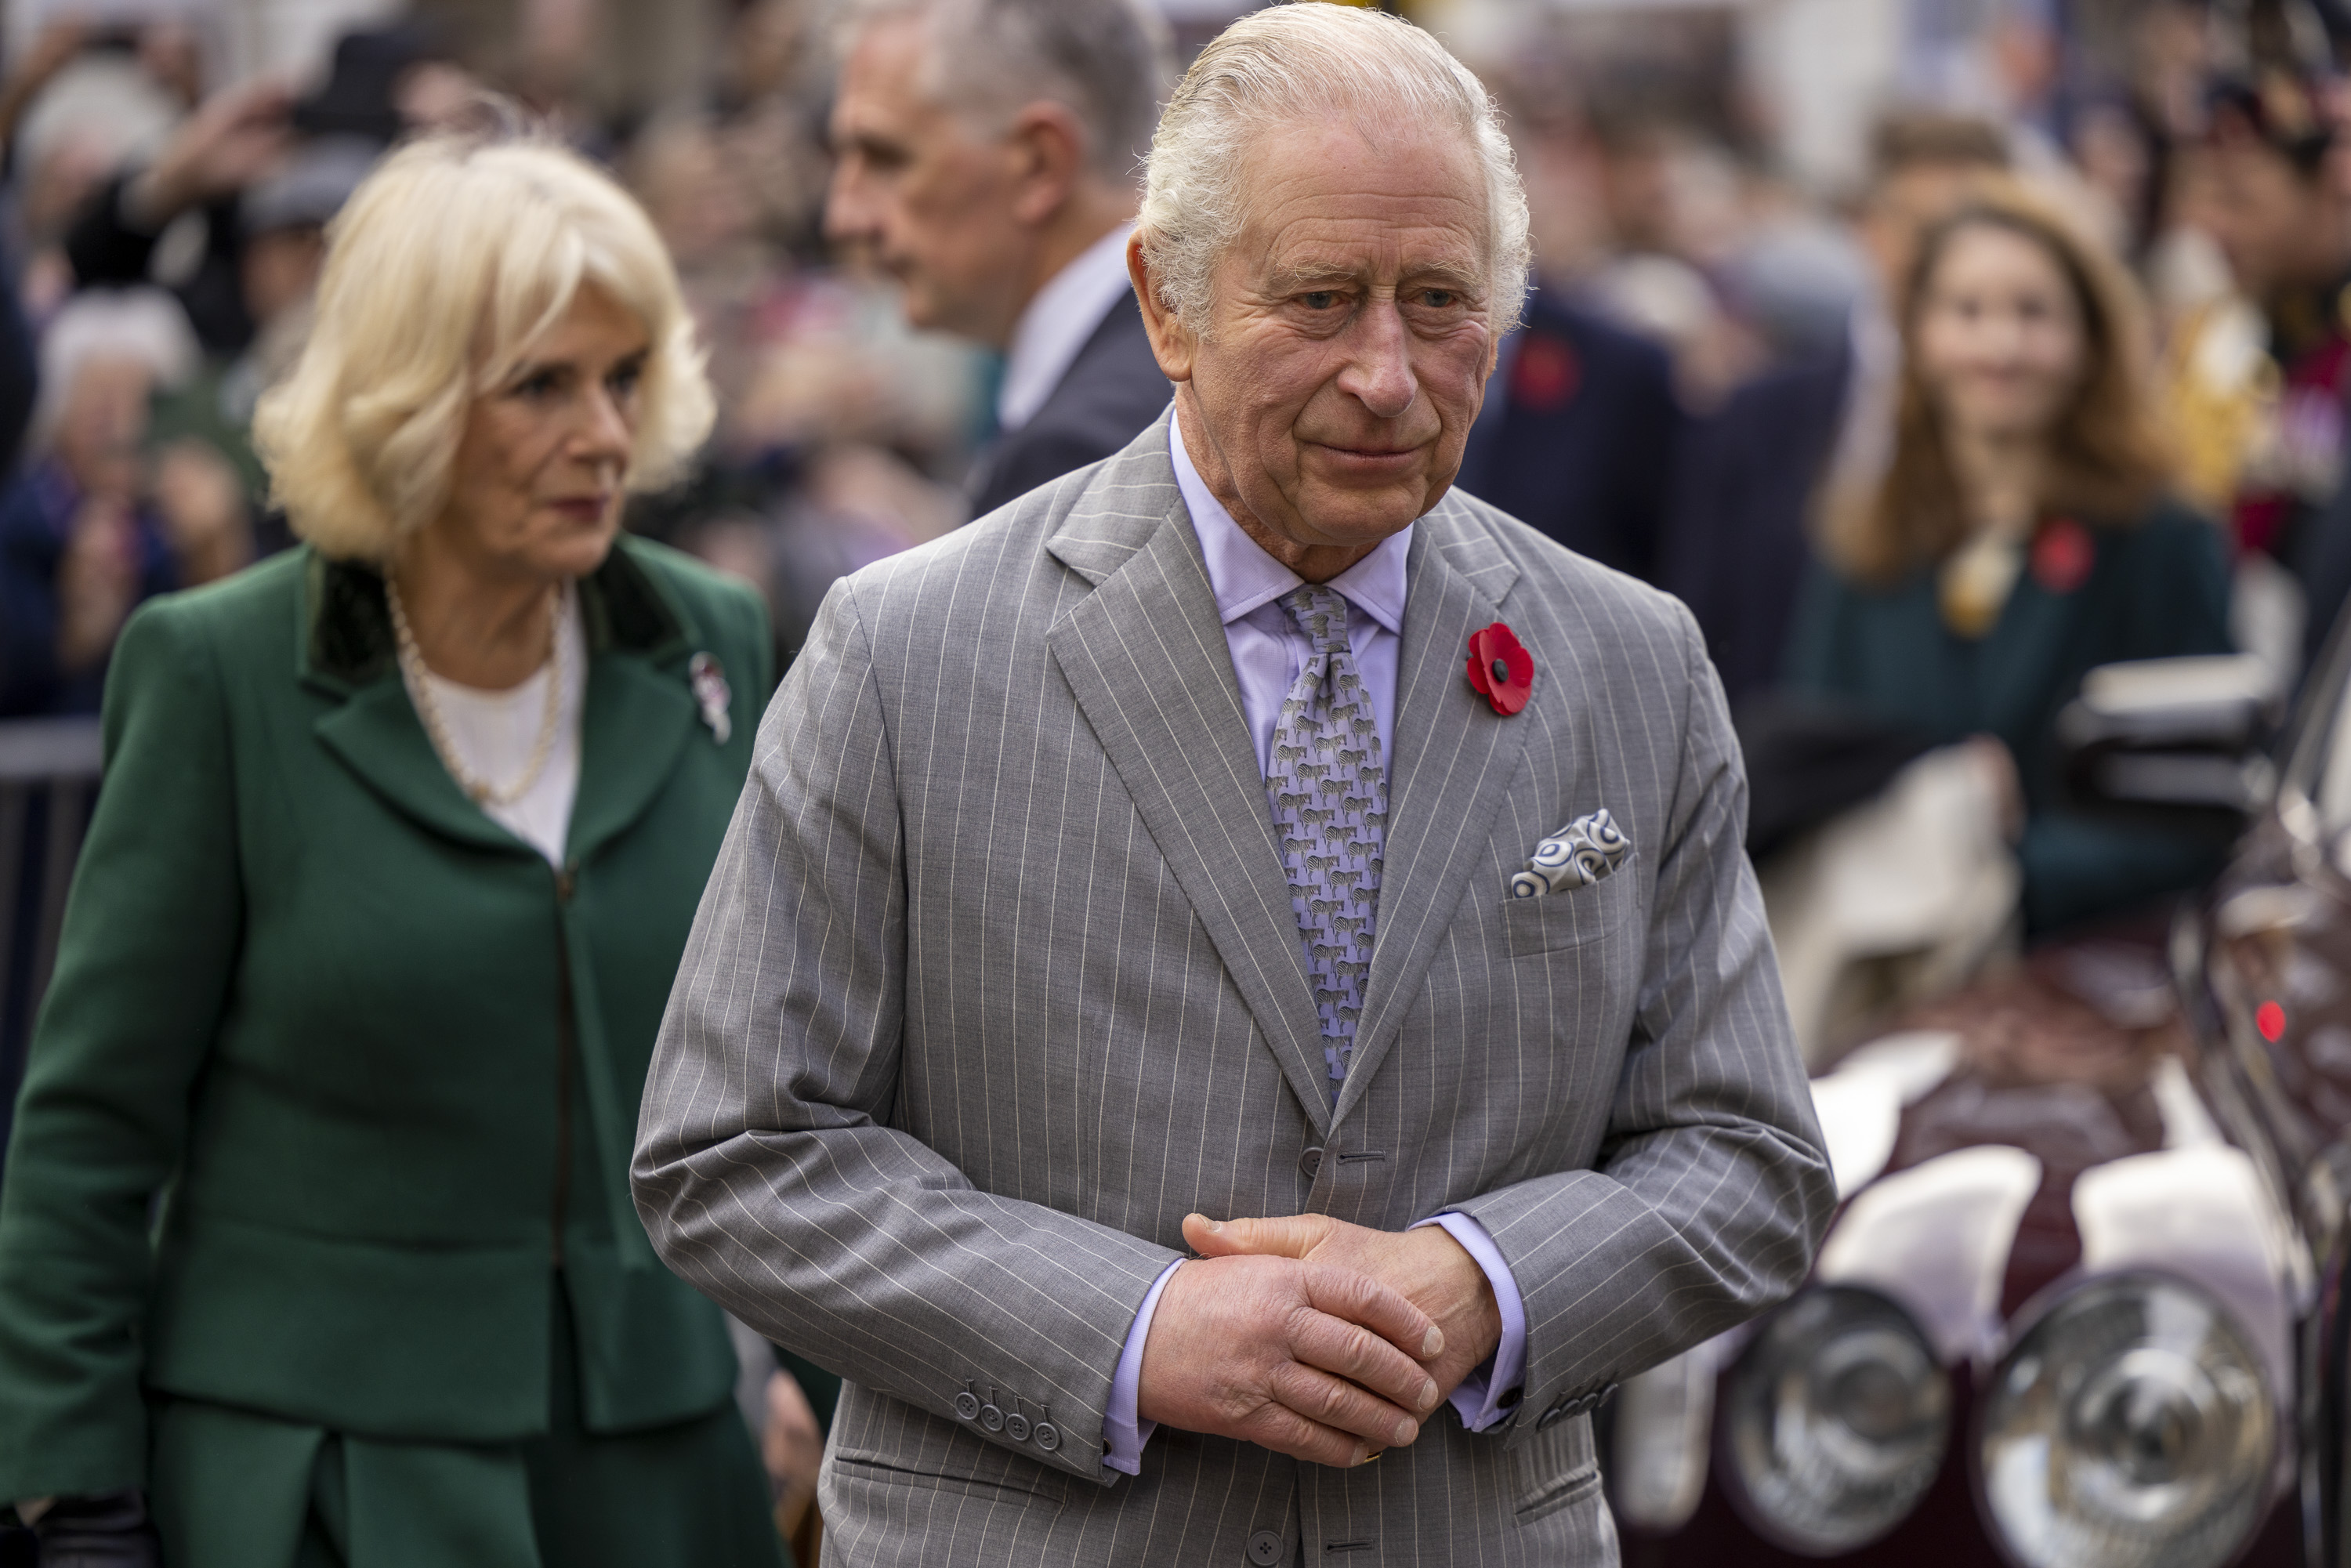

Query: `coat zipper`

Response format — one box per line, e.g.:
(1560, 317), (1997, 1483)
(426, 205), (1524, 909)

(551, 865), (578, 1269)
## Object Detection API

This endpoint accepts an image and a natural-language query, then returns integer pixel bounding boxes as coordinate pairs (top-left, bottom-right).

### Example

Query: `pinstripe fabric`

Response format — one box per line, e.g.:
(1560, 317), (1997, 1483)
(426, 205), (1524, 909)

(633, 410), (1834, 1566)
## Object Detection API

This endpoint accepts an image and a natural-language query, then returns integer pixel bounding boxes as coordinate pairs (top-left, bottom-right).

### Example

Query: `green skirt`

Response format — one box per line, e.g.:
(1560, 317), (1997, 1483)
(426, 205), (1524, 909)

(148, 1291), (784, 1568)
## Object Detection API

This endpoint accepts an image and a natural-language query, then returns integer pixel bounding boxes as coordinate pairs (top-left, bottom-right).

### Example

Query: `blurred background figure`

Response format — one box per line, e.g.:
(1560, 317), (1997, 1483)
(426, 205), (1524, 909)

(1451, 72), (1683, 582)
(1770, 181), (2230, 1045)
(1662, 110), (2012, 703)
(823, 0), (1175, 518)
(0, 286), (243, 718)
(2193, 62), (2351, 671)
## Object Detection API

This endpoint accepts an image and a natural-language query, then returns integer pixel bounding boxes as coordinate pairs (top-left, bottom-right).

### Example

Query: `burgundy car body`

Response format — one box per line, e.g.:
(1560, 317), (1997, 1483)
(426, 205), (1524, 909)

(1611, 642), (2351, 1568)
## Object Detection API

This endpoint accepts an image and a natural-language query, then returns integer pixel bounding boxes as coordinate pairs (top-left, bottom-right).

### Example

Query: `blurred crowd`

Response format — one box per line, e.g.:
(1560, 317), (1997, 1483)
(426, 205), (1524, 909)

(2, 0), (2351, 1037)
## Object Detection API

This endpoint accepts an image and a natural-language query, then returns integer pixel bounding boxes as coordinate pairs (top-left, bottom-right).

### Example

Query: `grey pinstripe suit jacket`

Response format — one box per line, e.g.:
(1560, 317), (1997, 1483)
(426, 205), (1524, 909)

(633, 411), (1833, 1566)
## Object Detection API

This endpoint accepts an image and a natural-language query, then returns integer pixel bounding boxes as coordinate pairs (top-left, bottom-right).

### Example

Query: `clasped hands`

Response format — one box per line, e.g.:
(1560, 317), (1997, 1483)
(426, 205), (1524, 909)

(1134, 1212), (1503, 1468)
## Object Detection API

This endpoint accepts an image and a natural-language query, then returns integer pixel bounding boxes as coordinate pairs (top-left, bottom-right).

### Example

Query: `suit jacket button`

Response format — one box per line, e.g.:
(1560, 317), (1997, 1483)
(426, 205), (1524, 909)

(1005, 1412), (1032, 1443)
(980, 1403), (1005, 1432)
(1248, 1529), (1284, 1566)
(1033, 1422), (1061, 1452)
(954, 1392), (980, 1421)
(1298, 1146), (1324, 1180)
(1536, 1403), (1567, 1430)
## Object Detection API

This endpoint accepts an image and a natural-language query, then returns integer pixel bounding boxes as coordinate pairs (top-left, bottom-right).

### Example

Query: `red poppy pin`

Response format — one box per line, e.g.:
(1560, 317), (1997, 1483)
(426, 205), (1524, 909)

(1510, 334), (1581, 414)
(2030, 518), (2094, 595)
(1466, 622), (1534, 715)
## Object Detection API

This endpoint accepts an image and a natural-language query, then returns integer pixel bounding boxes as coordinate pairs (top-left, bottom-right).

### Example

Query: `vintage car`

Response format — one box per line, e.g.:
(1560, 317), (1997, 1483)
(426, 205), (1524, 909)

(1610, 649), (2325, 1568)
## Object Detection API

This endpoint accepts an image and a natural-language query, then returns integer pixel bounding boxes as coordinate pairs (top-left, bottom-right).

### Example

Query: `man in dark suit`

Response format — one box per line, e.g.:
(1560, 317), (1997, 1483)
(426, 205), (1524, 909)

(824, 0), (1175, 518)
(1656, 346), (1850, 704)
(1452, 288), (1679, 582)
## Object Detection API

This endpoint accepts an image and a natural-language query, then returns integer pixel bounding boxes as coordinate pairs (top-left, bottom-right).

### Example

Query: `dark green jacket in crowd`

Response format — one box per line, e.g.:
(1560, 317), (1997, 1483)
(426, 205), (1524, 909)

(0, 535), (773, 1505)
(1782, 498), (2235, 935)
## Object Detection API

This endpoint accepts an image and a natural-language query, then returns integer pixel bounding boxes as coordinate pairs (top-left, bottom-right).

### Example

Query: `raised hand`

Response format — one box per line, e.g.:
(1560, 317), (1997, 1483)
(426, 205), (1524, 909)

(127, 78), (295, 226)
(1136, 1251), (1444, 1468)
(1184, 1212), (1504, 1405)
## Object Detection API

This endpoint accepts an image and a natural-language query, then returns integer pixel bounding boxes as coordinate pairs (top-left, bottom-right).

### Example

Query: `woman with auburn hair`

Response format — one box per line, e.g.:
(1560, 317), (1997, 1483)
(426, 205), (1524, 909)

(0, 134), (783, 1565)
(1784, 178), (2233, 936)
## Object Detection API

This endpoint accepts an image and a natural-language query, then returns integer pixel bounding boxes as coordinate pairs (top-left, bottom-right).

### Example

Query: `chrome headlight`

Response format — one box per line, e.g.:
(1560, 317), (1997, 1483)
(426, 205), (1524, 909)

(1980, 1274), (2273, 1568)
(1725, 1285), (1952, 1552)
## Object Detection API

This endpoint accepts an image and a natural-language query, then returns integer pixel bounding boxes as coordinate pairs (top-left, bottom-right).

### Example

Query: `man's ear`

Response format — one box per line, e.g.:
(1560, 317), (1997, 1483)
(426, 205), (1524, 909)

(1128, 230), (1196, 383)
(1005, 100), (1086, 227)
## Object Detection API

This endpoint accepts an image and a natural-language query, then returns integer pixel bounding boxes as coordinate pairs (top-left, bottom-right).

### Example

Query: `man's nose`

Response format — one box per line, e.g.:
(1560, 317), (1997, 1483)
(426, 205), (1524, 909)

(824, 158), (877, 246)
(1335, 300), (1419, 420)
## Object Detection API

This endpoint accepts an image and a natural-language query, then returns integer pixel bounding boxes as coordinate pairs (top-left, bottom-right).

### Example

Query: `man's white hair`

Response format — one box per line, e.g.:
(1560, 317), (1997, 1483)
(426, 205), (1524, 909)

(1138, 4), (1531, 333)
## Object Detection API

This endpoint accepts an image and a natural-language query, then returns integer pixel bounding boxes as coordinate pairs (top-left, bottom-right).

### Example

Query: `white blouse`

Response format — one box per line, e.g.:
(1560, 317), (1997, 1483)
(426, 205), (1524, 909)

(415, 584), (587, 867)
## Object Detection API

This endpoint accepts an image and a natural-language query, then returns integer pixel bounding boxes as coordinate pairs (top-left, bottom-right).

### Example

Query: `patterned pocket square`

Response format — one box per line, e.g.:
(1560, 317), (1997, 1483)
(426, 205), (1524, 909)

(1508, 808), (1630, 899)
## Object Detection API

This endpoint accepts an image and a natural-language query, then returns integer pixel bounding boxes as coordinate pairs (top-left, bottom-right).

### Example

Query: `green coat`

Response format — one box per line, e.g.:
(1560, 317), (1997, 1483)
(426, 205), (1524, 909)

(0, 536), (773, 1505)
(1781, 498), (2235, 934)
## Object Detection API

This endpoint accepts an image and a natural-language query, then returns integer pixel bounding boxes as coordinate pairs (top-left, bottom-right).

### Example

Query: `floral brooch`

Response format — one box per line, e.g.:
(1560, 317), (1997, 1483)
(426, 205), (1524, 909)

(690, 653), (733, 744)
(1466, 622), (1533, 715)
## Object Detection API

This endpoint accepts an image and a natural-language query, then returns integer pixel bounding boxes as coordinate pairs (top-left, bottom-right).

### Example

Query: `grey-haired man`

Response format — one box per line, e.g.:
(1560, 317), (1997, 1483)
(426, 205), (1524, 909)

(824, 0), (1176, 516)
(639, 8), (1833, 1563)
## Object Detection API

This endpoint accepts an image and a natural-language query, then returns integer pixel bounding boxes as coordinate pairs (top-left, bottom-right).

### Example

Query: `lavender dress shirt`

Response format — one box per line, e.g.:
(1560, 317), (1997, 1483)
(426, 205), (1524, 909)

(1099, 422), (1530, 1476)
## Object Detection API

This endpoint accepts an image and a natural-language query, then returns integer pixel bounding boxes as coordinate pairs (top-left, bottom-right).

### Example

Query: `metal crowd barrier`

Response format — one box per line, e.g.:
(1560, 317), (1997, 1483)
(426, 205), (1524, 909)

(0, 717), (102, 1167)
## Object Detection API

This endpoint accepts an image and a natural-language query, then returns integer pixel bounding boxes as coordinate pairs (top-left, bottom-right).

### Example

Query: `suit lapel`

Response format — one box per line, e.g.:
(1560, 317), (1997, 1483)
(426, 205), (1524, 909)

(1335, 499), (1530, 1128)
(1045, 435), (1338, 1133)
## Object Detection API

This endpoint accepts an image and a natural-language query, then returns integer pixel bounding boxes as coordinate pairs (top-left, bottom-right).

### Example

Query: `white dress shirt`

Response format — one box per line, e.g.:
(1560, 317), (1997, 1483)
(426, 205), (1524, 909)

(1099, 420), (1528, 1476)
(998, 223), (1139, 433)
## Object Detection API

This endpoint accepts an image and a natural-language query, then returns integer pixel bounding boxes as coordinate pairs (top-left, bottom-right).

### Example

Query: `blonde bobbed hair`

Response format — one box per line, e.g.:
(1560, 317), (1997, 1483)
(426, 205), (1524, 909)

(252, 135), (715, 563)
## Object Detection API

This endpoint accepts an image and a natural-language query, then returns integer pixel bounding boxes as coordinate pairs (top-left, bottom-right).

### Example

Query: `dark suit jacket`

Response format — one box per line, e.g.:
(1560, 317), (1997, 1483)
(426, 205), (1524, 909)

(1659, 346), (1852, 704)
(1453, 291), (1680, 582)
(968, 291), (1171, 517)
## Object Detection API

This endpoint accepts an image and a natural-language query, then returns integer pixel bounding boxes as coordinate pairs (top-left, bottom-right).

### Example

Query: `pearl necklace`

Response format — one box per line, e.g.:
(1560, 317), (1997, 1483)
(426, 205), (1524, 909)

(386, 575), (567, 808)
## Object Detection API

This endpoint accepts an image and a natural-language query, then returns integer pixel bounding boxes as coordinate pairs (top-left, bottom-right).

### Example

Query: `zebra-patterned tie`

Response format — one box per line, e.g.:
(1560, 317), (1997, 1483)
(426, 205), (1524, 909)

(1263, 585), (1386, 1090)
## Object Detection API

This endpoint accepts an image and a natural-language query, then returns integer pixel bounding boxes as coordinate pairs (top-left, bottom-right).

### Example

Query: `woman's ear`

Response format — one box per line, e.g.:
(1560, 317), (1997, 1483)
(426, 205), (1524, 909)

(1128, 231), (1196, 384)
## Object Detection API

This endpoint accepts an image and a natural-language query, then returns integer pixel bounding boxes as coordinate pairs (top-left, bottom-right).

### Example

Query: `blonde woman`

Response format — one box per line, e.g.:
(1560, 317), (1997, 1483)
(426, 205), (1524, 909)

(0, 135), (782, 1566)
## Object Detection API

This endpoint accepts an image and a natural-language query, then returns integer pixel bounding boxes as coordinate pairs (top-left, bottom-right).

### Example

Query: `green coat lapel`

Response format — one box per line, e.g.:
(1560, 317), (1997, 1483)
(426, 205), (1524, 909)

(567, 654), (697, 867)
(566, 547), (702, 867)
(301, 557), (525, 856)
(300, 545), (708, 870)
(1335, 498), (1528, 1128)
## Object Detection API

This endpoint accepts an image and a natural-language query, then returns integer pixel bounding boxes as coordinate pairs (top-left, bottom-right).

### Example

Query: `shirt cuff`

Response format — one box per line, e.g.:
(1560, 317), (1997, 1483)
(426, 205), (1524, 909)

(1103, 1258), (1183, 1475)
(1413, 1211), (1527, 1432)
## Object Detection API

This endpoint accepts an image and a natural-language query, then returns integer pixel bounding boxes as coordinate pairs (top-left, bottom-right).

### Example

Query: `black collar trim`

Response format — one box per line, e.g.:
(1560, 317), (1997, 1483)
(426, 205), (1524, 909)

(302, 539), (690, 689)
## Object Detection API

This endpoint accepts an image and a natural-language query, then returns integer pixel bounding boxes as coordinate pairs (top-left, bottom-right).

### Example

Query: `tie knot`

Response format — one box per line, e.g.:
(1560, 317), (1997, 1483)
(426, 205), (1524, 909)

(1281, 585), (1350, 654)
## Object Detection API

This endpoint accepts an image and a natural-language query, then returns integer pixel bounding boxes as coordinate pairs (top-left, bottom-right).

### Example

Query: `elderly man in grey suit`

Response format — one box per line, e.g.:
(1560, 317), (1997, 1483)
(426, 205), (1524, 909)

(636, 7), (1834, 1563)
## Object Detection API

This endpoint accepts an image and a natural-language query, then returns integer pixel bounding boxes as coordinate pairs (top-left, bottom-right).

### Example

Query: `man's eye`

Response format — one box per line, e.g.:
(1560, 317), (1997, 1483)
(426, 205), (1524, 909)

(1422, 290), (1458, 309)
(1301, 291), (1341, 310)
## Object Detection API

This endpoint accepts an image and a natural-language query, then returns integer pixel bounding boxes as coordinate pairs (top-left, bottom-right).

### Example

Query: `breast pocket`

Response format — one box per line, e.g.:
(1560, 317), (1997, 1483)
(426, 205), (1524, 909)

(1500, 851), (1639, 958)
